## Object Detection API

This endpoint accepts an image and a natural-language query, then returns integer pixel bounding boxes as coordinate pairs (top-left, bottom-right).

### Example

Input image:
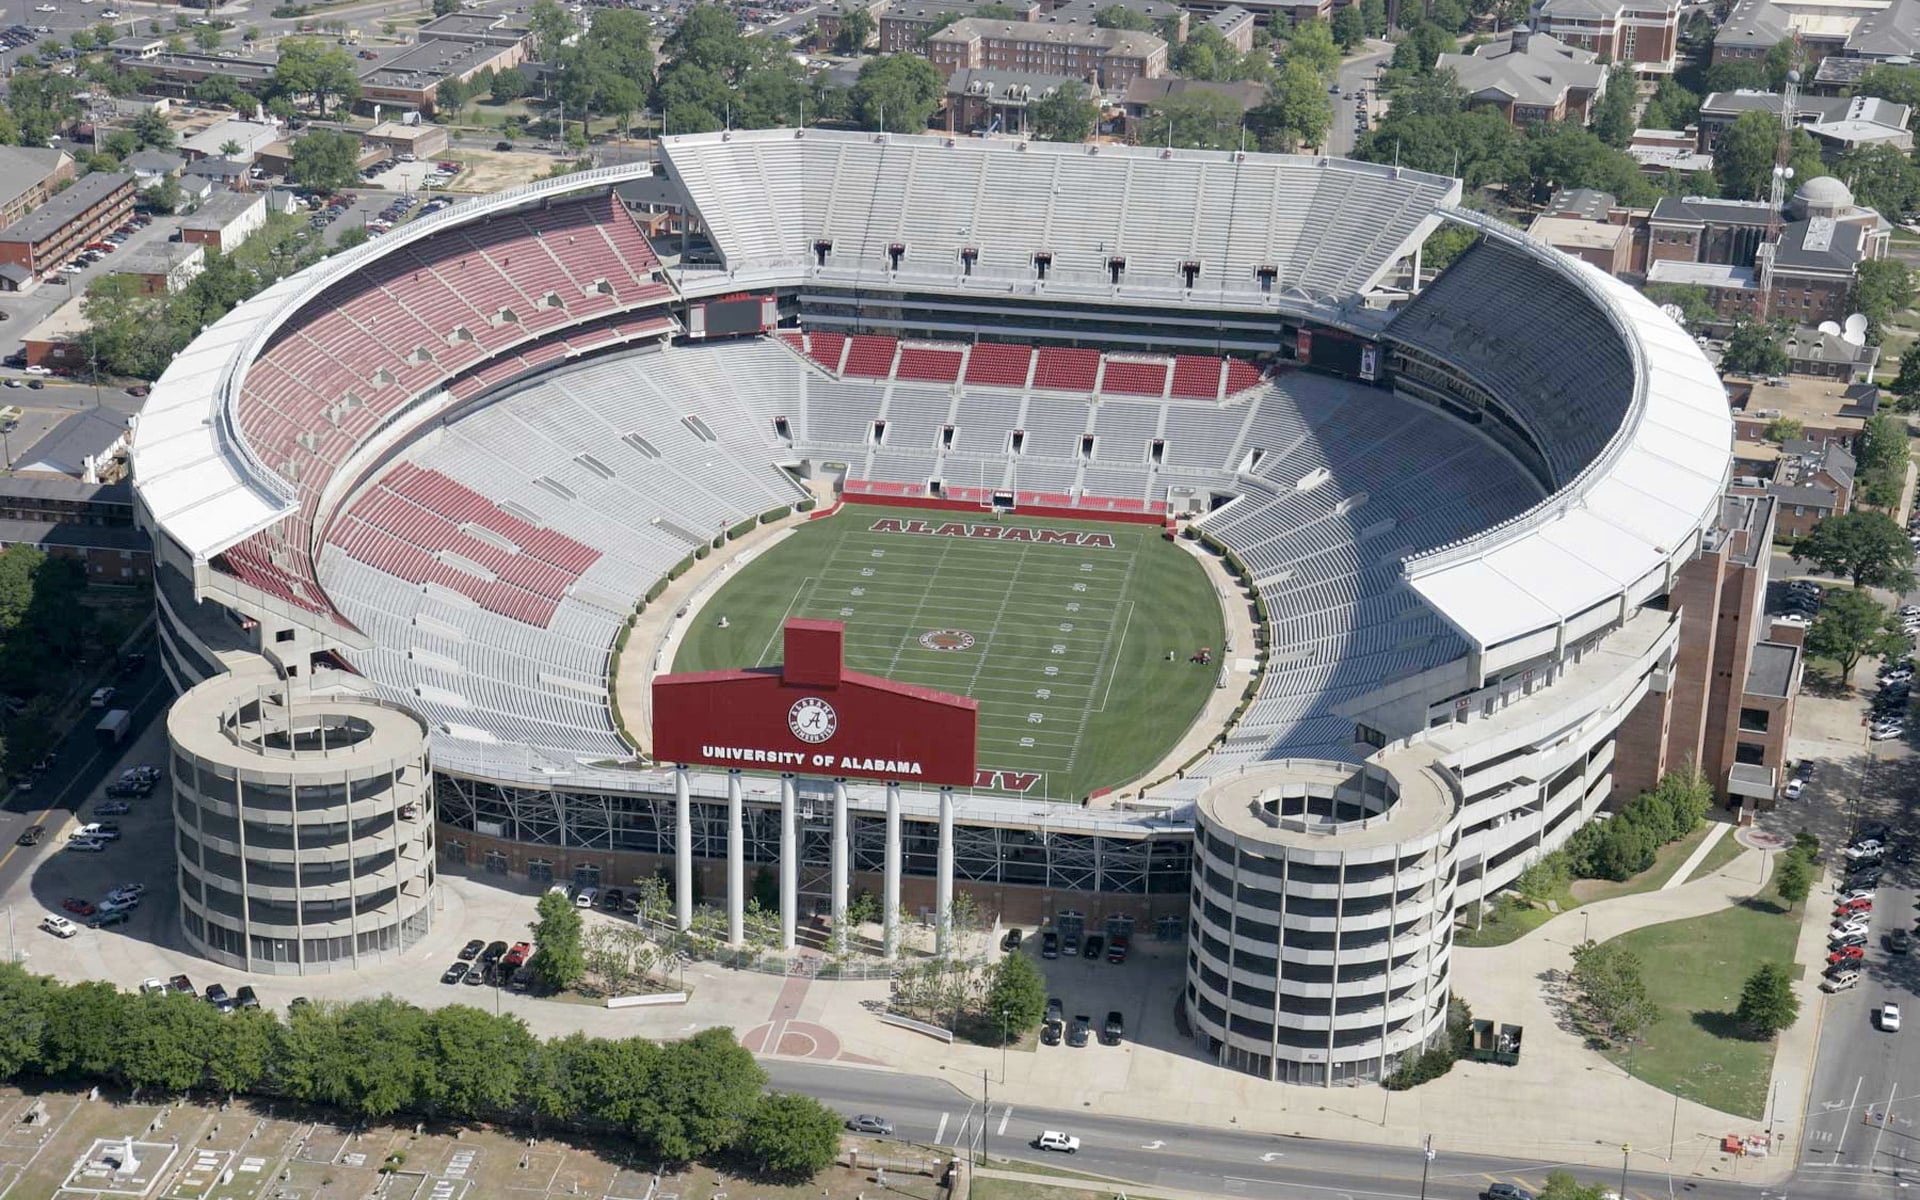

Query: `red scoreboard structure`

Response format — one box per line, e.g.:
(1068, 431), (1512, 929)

(651, 619), (980, 953)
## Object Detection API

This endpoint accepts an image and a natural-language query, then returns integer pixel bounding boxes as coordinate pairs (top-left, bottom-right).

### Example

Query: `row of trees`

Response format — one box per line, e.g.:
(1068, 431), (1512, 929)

(0, 966), (844, 1176)
(0, 544), (96, 775)
(1795, 510), (1916, 590)
(1514, 770), (1714, 900)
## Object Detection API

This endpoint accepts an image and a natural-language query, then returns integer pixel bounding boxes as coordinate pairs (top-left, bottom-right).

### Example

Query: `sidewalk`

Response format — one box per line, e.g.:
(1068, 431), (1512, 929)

(1663, 821), (1733, 890)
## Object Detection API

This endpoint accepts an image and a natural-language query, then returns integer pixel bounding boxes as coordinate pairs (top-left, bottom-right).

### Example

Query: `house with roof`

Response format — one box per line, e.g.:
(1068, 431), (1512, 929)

(1698, 90), (1912, 155)
(944, 69), (1087, 134)
(1433, 28), (1607, 125)
(1645, 176), (1889, 324)
(1528, 0), (1682, 72)
(0, 147), (75, 229)
(927, 19), (1168, 88)
(1761, 436), (1856, 537)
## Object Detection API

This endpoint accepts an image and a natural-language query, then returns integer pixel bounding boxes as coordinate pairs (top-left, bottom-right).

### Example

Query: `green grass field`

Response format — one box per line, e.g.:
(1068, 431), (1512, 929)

(675, 504), (1227, 800)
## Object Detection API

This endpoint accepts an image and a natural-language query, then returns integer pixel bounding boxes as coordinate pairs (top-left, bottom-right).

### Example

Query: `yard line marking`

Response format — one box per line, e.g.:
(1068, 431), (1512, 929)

(934, 1113), (949, 1145)
(1094, 600), (1134, 714)
(997, 1107), (1014, 1136)
(755, 575), (816, 667)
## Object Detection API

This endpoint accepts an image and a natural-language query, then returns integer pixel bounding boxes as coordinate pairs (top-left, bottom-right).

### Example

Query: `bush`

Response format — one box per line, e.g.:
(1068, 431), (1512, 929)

(645, 578), (669, 602)
(667, 555), (695, 580)
(695, 544), (710, 560)
(795, 497), (817, 512)
(727, 518), (757, 540)
(759, 505), (790, 524)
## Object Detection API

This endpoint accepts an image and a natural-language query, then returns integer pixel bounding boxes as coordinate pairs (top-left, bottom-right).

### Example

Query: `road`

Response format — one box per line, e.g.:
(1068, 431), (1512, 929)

(1325, 42), (1391, 159)
(766, 1059), (1760, 1200)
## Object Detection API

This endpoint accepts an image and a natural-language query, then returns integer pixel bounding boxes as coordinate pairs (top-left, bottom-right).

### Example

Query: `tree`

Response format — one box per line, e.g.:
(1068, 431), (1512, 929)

(290, 129), (361, 192)
(1764, 416), (1805, 443)
(492, 67), (531, 102)
(1736, 961), (1801, 1038)
(1892, 349), (1920, 411)
(1773, 848), (1812, 910)
(1143, 87), (1249, 151)
(195, 74), (247, 108)
(529, 0), (580, 57)
(1537, 1172), (1608, 1200)
(1248, 59), (1332, 151)
(219, 139), (243, 158)
(634, 1027), (766, 1161)
(983, 950), (1047, 1036)
(1281, 18), (1340, 76)
(1831, 145), (1920, 222)
(530, 890), (586, 992)
(192, 23), (221, 50)
(434, 0), (461, 13)
(1807, 587), (1910, 680)
(1856, 411), (1911, 507)
(1857, 63), (1920, 109)
(436, 74), (470, 120)
(1568, 939), (1657, 1043)
(1642, 282), (1714, 330)
(1717, 109), (1822, 200)
(1421, 223), (1478, 273)
(1793, 512), (1917, 591)
(834, 7), (873, 52)
(272, 37), (362, 115)
(849, 54), (942, 132)
(741, 1093), (842, 1177)
(1640, 76), (1700, 130)
(1720, 319), (1789, 376)
(1028, 81), (1100, 143)
(205, 1005), (276, 1095)
(1391, 21), (1457, 73)
(1332, 2), (1365, 48)
(1095, 3), (1152, 27)
(1591, 64), (1636, 148)
(132, 108), (174, 150)
(1852, 258), (1915, 341)
(418, 1006), (537, 1117)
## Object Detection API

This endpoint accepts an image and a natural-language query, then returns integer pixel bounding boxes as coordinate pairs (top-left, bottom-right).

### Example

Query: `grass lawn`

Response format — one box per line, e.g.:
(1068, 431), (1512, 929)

(973, 1179), (1116, 1200)
(676, 504), (1225, 800)
(1600, 897), (1802, 1119)
(1458, 823), (1729, 948)
(1692, 827), (1750, 881)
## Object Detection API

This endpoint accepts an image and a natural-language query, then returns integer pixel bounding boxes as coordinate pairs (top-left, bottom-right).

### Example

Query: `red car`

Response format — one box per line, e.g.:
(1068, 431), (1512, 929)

(502, 941), (532, 969)
(60, 898), (94, 916)
(1829, 945), (1866, 965)
(1836, 898), (1874, 915)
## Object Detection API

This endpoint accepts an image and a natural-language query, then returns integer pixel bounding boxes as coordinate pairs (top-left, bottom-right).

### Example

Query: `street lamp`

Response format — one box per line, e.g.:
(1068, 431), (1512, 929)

(1619, 1144), (1630, 1200)
(1418, 1135), (1434, 1200)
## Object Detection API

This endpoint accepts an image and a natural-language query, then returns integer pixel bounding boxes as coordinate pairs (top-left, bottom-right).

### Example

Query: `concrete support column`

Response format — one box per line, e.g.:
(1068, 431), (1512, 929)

(883, 781), (902, 958)
(779, 773), (798, 953)
(936, 786), (955, 955)
(831, 779), (849, 953)
(674, 766), (693, 932)
(726, 769), (744, 947)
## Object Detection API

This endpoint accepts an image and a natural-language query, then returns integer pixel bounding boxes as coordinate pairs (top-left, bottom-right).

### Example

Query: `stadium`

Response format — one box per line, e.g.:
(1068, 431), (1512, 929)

(132, 129), (1734, 1087)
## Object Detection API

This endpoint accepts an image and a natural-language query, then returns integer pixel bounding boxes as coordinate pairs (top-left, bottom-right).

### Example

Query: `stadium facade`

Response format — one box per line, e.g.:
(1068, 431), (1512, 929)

(133, 130), (1740, 1085)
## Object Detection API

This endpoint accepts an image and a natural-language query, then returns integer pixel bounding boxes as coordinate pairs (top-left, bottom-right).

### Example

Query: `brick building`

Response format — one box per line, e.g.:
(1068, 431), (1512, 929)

(927, 18), (1167, 87)
(1529, 0), (1681, 72)
(0, 147), (75, 229)
(880, 0), (1042, 53)
(109, 241), (206, 296)
(944, 68), (1087, 134)
(0, 172), (134, 289)
(1760, 437), (1856, 539)
(1434, 29), (1607, 125)
(1645, 176), (1889, 324)
(1614, 491), (1803, 808)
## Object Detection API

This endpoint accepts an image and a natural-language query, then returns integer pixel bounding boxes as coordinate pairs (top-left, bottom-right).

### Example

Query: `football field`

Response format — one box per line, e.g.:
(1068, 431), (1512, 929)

(673, 504), (1227, 800)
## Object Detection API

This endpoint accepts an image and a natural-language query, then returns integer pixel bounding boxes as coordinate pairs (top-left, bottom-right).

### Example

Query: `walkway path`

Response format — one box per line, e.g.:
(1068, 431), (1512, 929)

(1663, 821), (1733, 890)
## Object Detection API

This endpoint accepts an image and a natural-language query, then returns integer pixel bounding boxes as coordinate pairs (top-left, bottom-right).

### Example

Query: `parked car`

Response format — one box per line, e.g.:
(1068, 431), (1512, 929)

(503, 941), (532, 969)
(1483, 1186), (1535, 1200)
(59, 898), (92, 916)
(1001, 927), (1022, 952)
(481, 940), (508, 963)
(1830, 933), (1867, 950)
(203, 984), (233, 1012)
(87, 909), (129, 929)
(1102, 1010), (1124, 1044)
(1885, 1002), (1904, 1032)
(1035, 1131), (1080, 1154)
(1830, 945), (1866, 965)
(601, 887), (625, 911)
(1040, 931), (1059, 959)
(1066, 1015), (1090, 1047)
(1835, 918), (1871, 937)
(65, 838), (107, 853)
(1892, 928), (1911, 955)
(1045, 997), (1064, 1026)
(39, 914), (76, 938)
(1083, 934), (1104, 960)
(1040, 1020), (1062, 1045)
(459, 939), (485, 960)
(1106, 934), (1130, 963)
(1857, 823), (1894, 845)
(1061, 932), (1081, 957)
(1783, 778), (1805, 800)
(97, 896), (138, 915)
(846, 1114), (894, 1135)
(234, 986), (259, 1010)
(108, 883), (146, 902)
(1849, 841), (1886, 860)
(573, 886), (597, 909)
(442, 962), (469, 984)
(92, 801), (130, 817)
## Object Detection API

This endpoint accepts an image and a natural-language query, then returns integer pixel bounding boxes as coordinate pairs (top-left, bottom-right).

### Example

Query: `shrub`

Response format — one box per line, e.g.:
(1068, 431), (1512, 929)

(667, 555), (695, 581)
(695, 544), (710, 560)
(645, 578), (669, 602)
(727, 518), (757, 540)
(795, 497), (818, 512)
(759, 505), (790, 524)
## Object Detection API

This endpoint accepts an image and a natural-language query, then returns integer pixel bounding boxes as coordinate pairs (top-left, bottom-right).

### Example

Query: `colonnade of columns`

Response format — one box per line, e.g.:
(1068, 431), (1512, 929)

(673, 767), (955, 953)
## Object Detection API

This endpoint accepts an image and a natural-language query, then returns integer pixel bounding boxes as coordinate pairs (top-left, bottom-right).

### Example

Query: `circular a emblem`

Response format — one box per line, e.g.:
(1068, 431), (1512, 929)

(919, 629), (977, 652)
(788, 697), (838, 744)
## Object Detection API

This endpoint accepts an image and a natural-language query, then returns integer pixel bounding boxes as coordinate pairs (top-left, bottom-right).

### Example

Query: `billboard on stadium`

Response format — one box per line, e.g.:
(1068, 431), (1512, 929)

(653, 619), (979, 786)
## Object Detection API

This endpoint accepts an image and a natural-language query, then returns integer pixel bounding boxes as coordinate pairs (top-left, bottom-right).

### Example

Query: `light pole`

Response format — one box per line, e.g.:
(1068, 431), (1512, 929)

(1620, 1144), (1630, 1200)
(1418, 1135), (1434, 1200)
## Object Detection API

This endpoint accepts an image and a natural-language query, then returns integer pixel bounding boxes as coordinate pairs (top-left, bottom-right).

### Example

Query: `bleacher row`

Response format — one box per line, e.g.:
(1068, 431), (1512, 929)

(294, 325), (1543, 765)
(1383, 240), (1634, 487)
(777, 331), (1265, 400)
(213, 193), (675, 620)
(661, 131), (1455, 301)
(316, 345), (807, 752)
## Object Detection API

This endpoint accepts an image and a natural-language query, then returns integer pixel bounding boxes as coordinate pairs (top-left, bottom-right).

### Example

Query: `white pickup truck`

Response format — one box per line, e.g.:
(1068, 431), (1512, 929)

(1034, 1131), (1080, 1154)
